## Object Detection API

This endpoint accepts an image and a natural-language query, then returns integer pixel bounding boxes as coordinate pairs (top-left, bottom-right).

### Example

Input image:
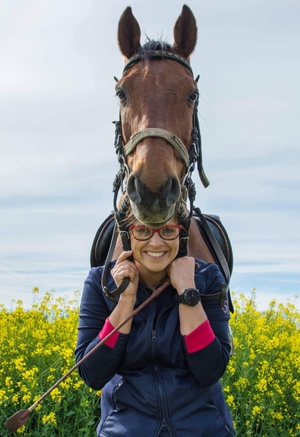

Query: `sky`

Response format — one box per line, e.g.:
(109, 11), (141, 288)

(1, 0), (299, 311)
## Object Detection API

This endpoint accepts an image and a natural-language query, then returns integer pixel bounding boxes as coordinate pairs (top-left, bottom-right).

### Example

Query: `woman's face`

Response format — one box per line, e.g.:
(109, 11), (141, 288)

(130, 223), (180, 275)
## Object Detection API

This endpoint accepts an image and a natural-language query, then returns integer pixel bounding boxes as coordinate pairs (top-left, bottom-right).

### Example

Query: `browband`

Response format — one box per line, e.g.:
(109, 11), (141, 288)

(124, 50), (194, 76)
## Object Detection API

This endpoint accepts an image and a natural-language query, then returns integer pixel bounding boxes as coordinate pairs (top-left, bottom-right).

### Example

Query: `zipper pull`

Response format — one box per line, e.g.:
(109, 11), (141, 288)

(152, 330), (156, 342)
(161, 418), (168, 431)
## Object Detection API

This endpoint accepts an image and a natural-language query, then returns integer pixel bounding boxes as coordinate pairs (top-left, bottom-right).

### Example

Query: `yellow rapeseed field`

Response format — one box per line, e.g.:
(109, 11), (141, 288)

(0, 289), (100, 437)
(222, 291), (300, 436)
(0, 288), (299, 436)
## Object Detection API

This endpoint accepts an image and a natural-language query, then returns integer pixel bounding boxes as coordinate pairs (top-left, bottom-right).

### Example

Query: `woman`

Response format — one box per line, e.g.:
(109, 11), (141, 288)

(75, 217), (235, 437)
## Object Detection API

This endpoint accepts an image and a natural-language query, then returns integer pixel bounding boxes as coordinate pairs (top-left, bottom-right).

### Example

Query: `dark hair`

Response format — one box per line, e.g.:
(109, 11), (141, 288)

(137, 38), (173, 61)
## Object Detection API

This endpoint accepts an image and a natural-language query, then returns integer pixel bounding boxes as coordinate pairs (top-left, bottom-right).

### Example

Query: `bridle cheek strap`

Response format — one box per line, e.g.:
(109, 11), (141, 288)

(123, 128), (190, 168)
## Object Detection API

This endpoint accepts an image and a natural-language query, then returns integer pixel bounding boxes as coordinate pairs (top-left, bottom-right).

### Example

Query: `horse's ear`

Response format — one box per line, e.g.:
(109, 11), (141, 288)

(173, 5), (197, 59)
(118, 7), (141, 61)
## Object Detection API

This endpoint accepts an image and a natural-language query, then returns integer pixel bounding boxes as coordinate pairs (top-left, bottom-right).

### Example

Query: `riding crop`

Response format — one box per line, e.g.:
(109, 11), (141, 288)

(5, 279), (170, 433)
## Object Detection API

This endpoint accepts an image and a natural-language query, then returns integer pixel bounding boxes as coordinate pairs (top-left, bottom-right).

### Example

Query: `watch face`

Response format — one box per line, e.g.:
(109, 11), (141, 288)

(185, 288), (200, 306)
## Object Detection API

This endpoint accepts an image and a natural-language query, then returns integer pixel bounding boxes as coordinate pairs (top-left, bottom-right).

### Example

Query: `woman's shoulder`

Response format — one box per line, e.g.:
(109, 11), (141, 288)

(86, 265), (104, 280)
(194, 259), (225, 284)
(82, 263), (118, 310)
(194, 258), (219, 272)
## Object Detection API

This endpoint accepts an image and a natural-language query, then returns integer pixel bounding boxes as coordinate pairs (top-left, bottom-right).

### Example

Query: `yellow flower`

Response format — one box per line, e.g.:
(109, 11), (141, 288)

(256, 378), (267, 393)
(41, 411), (57, 425)
(73, 380), (84, 390)
(227, 395), (234, 407)
(50, 387), (62, 403)
(16, 425), (26, 434)
(271, 411), (284, 421)
(252, 406), (261, 416)
(12, 393), (19, 405)
(14, 357), (26, 372)
(22, 394), (31, 403)
(5, 376), (13, 387)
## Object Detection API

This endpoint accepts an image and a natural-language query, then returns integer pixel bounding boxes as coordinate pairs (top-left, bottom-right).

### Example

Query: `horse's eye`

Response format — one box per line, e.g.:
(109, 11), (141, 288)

(188, 90), (199, 104)
(116, 88), (127, 103)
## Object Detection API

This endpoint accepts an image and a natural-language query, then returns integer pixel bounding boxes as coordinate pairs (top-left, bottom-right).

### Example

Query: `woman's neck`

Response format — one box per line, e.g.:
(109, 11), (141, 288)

(136, 263), (168, 290)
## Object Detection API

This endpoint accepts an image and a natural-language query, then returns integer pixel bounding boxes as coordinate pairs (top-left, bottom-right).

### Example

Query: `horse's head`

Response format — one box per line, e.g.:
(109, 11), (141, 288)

(115, 5), (207, 227)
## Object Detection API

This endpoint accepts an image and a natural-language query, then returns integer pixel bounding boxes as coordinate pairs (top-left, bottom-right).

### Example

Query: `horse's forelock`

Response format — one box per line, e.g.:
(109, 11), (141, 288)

(137, 39), (176, 61)
(136, 39), (177, 77)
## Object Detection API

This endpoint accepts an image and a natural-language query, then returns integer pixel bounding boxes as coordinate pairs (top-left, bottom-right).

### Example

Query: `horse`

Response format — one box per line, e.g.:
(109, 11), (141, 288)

(91, 5), (233, 306)
(112, 6), (217, 260)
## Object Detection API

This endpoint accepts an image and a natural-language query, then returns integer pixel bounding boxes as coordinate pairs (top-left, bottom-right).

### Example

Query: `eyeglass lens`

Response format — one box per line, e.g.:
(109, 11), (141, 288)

(131, 225), (181, 240)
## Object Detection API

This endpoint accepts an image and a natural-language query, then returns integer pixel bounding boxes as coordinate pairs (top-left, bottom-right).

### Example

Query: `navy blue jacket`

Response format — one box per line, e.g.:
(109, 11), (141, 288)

(75, 260), (235, 437)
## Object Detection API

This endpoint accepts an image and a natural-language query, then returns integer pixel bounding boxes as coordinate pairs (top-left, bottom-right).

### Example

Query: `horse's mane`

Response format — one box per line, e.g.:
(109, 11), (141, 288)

(135, 38), (176, 76)
(137, 38), (174, 60)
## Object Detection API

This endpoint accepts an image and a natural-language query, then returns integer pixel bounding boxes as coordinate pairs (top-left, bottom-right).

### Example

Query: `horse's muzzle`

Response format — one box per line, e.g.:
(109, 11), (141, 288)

(127, 173), (181, 225)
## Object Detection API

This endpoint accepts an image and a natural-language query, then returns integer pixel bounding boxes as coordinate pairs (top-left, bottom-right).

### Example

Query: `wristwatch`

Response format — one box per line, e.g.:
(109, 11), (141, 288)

(176, 288), (201, 306)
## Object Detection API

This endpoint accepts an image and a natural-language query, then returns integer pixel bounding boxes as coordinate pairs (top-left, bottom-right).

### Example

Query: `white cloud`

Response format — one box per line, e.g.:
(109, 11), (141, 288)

(0, 0), (299, 311)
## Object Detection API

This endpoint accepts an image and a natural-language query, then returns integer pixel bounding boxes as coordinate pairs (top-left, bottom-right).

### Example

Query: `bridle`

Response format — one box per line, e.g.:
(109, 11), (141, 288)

(113, 50), (209, 203)
(103, 49), (209, 302)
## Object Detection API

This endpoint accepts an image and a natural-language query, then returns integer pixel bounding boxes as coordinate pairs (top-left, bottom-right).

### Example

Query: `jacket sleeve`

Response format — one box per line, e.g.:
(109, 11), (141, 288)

(184, 262), (232, 387)
(75, 267), (129, 390)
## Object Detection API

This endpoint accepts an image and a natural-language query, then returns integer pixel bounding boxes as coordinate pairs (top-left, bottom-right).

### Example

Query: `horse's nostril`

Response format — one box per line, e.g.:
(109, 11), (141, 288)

(165, 177), (180, 206)
(127, 175), (141, 205)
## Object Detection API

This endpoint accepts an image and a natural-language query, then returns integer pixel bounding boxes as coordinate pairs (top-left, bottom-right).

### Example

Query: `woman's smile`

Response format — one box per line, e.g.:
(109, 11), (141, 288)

(145, 251), (165, 258)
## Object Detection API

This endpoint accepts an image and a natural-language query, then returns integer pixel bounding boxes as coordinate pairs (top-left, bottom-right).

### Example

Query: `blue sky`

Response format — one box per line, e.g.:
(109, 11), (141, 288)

(1, 0), (299, 311)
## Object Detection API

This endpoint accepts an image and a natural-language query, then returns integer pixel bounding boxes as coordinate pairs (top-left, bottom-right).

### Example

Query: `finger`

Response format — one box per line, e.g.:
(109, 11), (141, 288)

(116, 250), (133, 265)
(112, 264), (138, 284)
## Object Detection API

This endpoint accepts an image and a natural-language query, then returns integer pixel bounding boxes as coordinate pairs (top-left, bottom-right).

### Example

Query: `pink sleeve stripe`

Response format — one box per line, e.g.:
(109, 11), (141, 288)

(98, 318), (120, 348)
(184, 319), (215, 353)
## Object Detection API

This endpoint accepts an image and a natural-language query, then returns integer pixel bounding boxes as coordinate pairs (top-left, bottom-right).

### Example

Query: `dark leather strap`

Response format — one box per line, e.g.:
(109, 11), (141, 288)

(193, 207), (234, 312)
(195, 209), (231, 284)
(123, 50), (194, 75)
(199, 282), (228, 308)
(101, 222), (131, 304)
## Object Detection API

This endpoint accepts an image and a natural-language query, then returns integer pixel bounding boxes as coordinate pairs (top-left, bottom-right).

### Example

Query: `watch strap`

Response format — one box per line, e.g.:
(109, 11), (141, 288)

(175, 288), (201, 306)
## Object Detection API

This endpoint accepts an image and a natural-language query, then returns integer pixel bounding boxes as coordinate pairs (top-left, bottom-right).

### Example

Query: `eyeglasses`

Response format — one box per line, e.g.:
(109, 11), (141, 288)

(129, 224), (182, 241)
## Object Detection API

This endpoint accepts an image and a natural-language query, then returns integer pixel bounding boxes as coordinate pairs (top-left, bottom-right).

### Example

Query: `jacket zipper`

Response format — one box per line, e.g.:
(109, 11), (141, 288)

(112, 378), (124, 409)
(161, 418), (168, 431)
(151, 329), (169, 433)
(149, 292), (176, 436)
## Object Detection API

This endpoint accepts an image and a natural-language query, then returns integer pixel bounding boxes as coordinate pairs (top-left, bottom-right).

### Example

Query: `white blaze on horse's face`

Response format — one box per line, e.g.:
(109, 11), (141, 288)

(117, 6), (198, 227)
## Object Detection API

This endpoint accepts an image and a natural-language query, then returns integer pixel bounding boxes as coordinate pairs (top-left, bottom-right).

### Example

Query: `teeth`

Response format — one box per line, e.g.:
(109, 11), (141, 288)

(147, 252), (164, 258)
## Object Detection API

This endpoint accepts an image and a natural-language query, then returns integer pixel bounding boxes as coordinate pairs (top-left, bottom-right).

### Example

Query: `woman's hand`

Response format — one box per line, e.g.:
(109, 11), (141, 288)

(167, 256), (196, 295)
(111, 251), (139, 299)
(109, 251), (139, 334)
(168, 256), (207, 335)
